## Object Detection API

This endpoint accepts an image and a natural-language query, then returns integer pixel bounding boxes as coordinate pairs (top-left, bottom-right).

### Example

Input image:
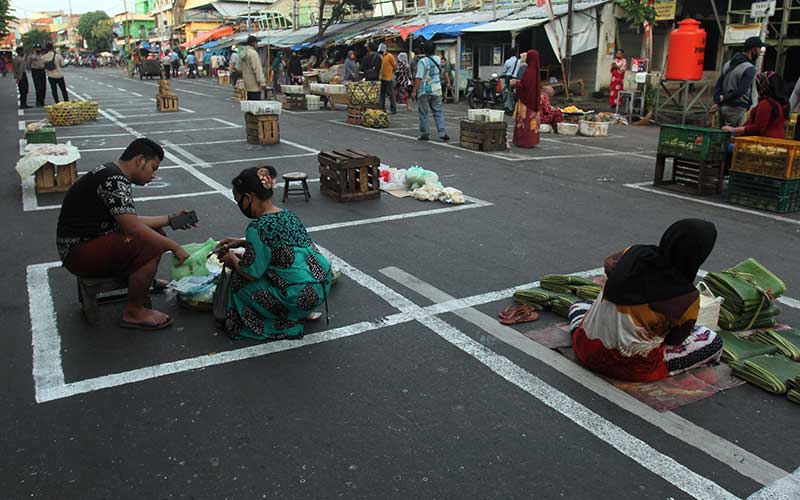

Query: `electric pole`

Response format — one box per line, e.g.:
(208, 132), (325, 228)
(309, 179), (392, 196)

(565, 0), (574, 88)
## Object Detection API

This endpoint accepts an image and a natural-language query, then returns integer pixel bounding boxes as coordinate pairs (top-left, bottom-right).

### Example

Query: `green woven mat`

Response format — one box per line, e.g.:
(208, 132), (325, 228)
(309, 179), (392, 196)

(718, 330), (778, 363)
(750, 329), (800, 361)
(730, 354), (800, 394)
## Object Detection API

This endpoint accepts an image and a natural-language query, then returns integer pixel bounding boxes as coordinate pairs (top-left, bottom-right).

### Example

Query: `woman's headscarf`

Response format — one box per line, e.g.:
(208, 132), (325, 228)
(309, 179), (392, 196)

(603, 219), (717, 305)
(344, 50), (357, 80)
(518, 50), (541, 111)
(756, 71), (790, 121)
(397, 52), (409, 65)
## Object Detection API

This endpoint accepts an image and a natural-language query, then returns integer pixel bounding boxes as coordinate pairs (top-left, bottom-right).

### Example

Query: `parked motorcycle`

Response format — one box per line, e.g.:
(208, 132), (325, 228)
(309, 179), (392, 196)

(466, 73), (509, 109)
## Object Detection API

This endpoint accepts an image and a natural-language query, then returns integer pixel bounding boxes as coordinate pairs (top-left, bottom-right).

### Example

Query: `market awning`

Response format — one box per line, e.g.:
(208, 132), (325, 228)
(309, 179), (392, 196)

(413, 23), (485, 40)
(395, 25), (423, 41)
(181, 24), (234, 49)
(460, 18), (548, 33)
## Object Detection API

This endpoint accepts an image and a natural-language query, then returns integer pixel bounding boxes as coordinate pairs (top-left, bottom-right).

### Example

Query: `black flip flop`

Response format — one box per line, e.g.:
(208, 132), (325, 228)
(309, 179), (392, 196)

(120, 317), (173, 331)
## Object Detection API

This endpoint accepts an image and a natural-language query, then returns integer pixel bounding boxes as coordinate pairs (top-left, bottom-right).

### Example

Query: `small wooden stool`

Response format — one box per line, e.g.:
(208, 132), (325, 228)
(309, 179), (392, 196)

(77, 276), (129, 325)
(282, 172), (310, 202)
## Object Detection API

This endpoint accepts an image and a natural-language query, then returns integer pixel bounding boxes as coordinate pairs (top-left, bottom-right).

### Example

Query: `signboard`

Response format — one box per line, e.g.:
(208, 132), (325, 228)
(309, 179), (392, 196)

(654, 0), (677, 21)
(724, 23), (762, 44)
(750, 1), (776, 18)
(631, 57), (648, 73)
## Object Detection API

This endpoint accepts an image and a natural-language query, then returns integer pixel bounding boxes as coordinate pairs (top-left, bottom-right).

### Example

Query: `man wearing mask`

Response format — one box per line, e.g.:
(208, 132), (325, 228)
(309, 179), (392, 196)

(13, 47), (30, 109)
(28, 44), (46, 107)
(710, 37), (765, 127)
(240, 35), (266, 101)
(361, 43), (382, 82)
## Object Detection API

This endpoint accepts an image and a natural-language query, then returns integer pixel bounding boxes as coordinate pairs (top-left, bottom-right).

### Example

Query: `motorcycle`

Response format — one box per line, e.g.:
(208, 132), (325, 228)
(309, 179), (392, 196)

(466, 73), (509, 109)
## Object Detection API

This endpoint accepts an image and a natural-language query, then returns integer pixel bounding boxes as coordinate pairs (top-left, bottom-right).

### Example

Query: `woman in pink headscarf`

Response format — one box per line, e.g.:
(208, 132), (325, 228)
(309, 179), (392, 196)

(511, 49), (541, 148)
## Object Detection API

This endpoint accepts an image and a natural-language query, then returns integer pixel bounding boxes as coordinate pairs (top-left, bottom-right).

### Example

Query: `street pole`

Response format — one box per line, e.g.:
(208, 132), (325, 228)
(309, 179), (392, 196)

(247, 0), (252, 32)
(425, 0), (430, 26)
(123, 0), (131, 56)
(755, 11), (769, 73)
(565, 0), (574, 88)
(493, 0), (497, 22)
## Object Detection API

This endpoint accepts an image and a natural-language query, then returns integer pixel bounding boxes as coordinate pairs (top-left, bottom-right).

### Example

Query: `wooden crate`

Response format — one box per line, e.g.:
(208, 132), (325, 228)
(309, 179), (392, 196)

(218, 74), (230, 85)
(156, 94), (179, 112)
(234, 87), (247, 101)
(158, 80), (171, 95)
(34, 161), (77, 194)
(459, 120), (507, 152)
(346, 105), (381, 125)
(245, 113), (280, 145)
(653, 154), (724, 196)
(318, 149), (381, 202)
(284, 93), (305, 111)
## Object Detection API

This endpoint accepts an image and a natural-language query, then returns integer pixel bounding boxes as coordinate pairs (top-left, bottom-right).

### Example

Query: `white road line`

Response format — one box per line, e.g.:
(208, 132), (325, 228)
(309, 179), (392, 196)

(542, 137), (656, 161)
(112, 111), (197, 119)
(18, 109), (24, 116)
(60, 125), (238, 139)
(131, 92), (142, 97)
(378, 266), (790, 487)
(27, 263), (66, 401)
(747, 467), (800, 499)
(180, 152), (317, 168)
(29, 191), (220, 212)
(137, 80), (213, 97)
(18, 120), (26, 130)
(279, 138), (320, 154)
(83, 93), (92, 98)
(78, 139), (248, 153)
(21, 176), (38, 211)
(307, 196), (493, 233)
(106, 108), (125, 118)
(625, 182), (800, 226)
(212, 117), (241, 128)
(162, 141), (234, 200)
(423, 314), (739, 500)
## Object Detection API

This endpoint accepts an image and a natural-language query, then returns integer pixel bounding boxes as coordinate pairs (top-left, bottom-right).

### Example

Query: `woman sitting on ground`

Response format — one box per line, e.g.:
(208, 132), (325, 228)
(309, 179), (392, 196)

(722, 71), (789, 139)
(539, 86), (564, 126)
(569, 219), (723, 382)
(217, 167), (332, 341)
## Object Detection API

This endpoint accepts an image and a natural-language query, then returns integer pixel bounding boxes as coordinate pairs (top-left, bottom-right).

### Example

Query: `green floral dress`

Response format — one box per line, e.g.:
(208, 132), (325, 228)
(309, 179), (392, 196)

(225, 210), (331, 340)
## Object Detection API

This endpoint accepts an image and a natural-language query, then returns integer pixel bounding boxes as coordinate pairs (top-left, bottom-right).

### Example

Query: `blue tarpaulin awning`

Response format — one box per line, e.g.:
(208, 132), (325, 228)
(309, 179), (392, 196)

(413, 23), (485, 40)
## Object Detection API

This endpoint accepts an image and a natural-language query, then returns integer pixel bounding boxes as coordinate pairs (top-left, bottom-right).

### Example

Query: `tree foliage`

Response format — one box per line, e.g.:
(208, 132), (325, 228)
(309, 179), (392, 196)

(90, 19), (114, 51)
(615, 0), (656, 25)
(0, 0), (16, 37)
(78, 11), (112, 51)
(20, 29), (51, 50)
(317, 0), (372, 37)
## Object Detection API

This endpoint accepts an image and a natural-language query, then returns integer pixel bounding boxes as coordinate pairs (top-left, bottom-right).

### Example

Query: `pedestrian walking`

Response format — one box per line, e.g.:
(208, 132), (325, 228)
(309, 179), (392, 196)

(28, 44), (46, 106)
(288, 52), (303, 84)
(502, 53), (522, 113)
(161, 50), (171, 80)
(411, 42), (449, 142)
(511, 49), (541, 148)
(13, 47), (30, 109)
(394, 52), (413, 111)
(187, 52), (198, 78)
(240, 35), (266, 101)
(710, 37), (765, 127)
(211, 53), (219, 77)
(42, 42), (68, 103)
(170, 49), (180, 77)
(378, 43), (397, 114)
(229, 46), (240, 87)
(203, 50), (212, 77)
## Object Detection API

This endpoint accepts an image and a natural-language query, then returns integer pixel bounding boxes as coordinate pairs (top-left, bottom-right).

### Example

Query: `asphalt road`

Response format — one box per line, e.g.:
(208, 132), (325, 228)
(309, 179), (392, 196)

(2, 67), (799, 500)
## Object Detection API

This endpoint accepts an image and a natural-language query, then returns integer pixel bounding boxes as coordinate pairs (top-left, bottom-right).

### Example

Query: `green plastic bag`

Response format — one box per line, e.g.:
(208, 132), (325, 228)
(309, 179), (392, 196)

(170, 238), (217, 280)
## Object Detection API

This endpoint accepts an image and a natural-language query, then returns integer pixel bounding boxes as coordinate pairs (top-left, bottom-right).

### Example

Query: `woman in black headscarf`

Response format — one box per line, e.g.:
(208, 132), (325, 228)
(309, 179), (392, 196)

(569, 219), (723, 382)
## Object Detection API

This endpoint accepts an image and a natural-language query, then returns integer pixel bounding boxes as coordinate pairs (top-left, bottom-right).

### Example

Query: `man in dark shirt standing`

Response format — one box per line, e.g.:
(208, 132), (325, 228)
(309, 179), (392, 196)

(28, 44), (46, 107)
(57, 138), (193, 330)
(710, 37), (765, 127)
(361, 43), (382, 82)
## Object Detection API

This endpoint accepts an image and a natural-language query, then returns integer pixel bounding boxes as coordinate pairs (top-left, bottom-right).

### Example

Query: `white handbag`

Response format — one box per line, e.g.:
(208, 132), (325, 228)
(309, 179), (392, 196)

(696, 282), (723, 330)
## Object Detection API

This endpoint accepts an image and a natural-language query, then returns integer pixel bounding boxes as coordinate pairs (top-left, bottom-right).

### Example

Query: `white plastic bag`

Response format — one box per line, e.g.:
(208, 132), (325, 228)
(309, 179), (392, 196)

(696, 282), (723, 330)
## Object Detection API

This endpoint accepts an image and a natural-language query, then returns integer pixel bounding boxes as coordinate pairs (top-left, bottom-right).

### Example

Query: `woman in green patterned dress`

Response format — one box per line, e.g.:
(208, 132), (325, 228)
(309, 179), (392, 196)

(217, 167), (332, 340)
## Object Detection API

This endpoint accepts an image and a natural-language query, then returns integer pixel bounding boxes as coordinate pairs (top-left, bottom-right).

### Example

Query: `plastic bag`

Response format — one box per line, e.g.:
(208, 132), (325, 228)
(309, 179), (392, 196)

(379, 166), (407, 191)
(439, 187), (465, 204)
(170, 238), (217, 280)
(405, 166), (439, 191)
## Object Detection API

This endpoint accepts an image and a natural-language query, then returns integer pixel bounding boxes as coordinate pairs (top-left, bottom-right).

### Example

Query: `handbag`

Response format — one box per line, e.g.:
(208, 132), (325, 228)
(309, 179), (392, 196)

(212, 265), (232, 326)
(44, 54), (56, 71)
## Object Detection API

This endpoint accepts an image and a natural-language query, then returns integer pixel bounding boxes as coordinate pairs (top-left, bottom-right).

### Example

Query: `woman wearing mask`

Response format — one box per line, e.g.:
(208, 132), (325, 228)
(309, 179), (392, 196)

(216, 167), (332, 341)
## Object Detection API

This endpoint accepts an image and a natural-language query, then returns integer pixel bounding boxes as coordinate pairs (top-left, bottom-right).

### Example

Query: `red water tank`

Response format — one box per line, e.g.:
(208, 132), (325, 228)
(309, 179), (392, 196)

(665, 19), (707, 81)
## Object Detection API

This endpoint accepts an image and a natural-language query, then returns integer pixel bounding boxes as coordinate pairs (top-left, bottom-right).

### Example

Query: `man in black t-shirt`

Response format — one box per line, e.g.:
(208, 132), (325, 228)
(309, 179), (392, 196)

(361, 44), (382, 82)
(57, 138), (194, 330)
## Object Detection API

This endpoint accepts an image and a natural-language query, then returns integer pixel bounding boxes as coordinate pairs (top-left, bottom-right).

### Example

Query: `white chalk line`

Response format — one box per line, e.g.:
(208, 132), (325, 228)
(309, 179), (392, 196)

(747, 467), (800, 500)
(624, 182), (800, 226)
(28, 191), (220, 212)
(379, 266), (792, 489)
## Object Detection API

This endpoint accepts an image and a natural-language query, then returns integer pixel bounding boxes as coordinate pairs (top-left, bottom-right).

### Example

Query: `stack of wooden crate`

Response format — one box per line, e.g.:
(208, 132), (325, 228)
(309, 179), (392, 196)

(459, 120), (507, 151)
(726, 136), (800, 213)
(653, 124), (729, 196)
(156, 80), (179, 112)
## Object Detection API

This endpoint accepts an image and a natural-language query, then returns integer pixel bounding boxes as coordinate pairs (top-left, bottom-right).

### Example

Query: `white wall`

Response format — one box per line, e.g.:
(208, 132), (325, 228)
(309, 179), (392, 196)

(594, 2), (615, 91)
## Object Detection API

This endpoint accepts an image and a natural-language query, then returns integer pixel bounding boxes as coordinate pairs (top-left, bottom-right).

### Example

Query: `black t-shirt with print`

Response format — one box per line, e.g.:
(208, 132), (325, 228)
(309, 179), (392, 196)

(56, 162), (136, 260)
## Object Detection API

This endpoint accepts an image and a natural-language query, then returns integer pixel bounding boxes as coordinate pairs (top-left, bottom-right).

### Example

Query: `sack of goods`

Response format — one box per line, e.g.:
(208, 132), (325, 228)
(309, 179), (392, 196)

(346, 81), (380, 105)
(362, 109), (388, 128)
(701, 258), (786, 331)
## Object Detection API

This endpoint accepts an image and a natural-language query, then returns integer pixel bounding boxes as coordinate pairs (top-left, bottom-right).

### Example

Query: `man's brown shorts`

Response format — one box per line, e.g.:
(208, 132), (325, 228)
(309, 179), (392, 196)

(64, 231), (165, 279)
